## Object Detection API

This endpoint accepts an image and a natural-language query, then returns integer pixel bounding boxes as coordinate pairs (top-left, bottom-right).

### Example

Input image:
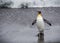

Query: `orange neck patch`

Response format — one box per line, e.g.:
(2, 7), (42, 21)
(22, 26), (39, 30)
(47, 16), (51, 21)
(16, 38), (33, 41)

(37, 14), (42, 17)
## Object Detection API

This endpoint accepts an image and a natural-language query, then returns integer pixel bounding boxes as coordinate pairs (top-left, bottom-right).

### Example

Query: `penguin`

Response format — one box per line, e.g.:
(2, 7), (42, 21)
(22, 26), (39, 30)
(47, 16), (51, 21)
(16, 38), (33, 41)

(32, 11), (52, 37)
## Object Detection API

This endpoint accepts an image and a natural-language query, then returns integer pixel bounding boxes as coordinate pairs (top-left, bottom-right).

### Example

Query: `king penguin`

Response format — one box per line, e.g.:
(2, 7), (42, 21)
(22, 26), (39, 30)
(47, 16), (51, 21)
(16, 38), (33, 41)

(32, 11), (52, 37)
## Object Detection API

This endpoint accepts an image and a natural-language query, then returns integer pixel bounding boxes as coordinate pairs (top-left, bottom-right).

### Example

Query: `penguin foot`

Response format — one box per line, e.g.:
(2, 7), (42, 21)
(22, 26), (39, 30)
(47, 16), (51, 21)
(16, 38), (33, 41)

(40, 32), (44, 36)
(36, 33), (44, 37)
(36, 33), (40, 37)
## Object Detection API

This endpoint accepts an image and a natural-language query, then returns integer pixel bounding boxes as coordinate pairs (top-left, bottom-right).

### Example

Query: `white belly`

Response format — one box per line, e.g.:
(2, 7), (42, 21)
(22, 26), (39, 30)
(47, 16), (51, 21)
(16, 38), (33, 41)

(36, 18), (45, 32)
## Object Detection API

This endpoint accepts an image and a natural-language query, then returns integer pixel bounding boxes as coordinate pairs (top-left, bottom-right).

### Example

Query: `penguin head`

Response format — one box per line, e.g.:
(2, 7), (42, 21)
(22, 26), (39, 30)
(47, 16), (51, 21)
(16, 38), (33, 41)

(37, 11), (43, 20)
(38, 11), (41, 14)
(37, 11), (42, 17)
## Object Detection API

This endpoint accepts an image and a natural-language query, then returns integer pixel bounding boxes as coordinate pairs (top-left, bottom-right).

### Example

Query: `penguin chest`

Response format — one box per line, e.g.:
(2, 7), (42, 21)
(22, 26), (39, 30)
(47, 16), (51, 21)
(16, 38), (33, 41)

(36, 17), (44, 30)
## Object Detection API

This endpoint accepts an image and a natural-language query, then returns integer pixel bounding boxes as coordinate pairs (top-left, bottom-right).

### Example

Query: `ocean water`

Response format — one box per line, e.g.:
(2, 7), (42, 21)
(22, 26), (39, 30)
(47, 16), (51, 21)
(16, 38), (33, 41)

(0, 0), (60, 8)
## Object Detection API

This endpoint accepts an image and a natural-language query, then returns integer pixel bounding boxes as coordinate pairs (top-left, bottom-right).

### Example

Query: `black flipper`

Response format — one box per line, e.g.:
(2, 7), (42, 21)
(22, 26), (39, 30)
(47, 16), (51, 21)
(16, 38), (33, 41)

(43, 18), (52, 26)
(32, 20), (36, 25)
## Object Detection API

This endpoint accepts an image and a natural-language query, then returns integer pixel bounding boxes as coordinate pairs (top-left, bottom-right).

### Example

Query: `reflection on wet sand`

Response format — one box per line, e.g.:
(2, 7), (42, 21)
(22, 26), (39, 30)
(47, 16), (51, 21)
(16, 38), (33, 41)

(38, 31), (44, 43)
